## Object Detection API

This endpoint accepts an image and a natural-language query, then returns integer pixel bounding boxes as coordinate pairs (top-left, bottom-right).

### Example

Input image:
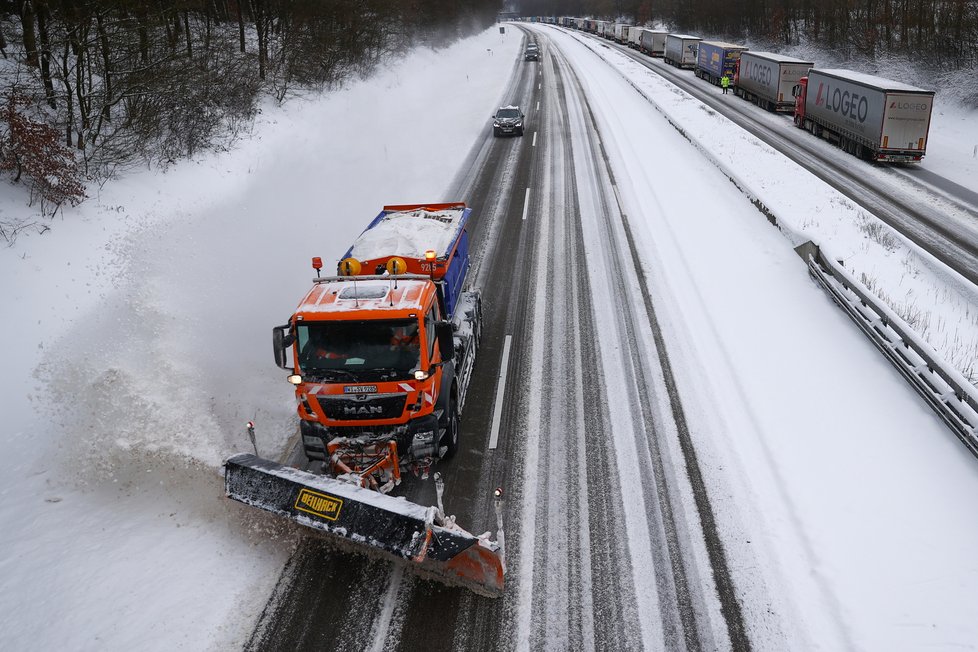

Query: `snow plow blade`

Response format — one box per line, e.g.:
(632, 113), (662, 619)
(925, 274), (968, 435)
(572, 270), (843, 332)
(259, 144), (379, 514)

(224, 453), (504, 597)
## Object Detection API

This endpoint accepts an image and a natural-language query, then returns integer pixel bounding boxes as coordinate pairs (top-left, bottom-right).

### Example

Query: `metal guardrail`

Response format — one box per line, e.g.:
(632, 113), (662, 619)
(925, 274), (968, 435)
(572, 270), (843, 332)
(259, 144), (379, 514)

(796, 241), (978, 459)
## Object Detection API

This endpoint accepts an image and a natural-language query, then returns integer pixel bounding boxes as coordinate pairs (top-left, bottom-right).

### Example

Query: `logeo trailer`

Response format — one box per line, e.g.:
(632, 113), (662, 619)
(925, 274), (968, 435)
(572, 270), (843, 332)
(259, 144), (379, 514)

(734, 51), (813, 112)
(793, 68), (936, 162)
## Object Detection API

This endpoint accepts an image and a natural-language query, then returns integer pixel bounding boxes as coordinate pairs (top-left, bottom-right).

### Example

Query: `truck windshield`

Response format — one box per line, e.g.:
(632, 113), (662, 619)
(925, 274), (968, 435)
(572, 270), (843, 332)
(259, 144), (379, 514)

(297, 319), (422, 381)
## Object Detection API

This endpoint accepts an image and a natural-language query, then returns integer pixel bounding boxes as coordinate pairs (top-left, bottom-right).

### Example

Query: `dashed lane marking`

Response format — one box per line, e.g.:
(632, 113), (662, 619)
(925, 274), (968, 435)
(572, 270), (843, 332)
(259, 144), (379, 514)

(488, 334), (513, 450)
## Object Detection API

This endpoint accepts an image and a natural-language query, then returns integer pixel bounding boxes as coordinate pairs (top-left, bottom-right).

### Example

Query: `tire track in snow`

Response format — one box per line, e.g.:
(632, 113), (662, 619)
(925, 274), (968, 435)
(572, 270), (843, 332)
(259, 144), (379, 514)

(548, 34), (748, 651)
(524, 54), (596, 650)
(557, 51), (680, 649)
(554, 34), (752, 651)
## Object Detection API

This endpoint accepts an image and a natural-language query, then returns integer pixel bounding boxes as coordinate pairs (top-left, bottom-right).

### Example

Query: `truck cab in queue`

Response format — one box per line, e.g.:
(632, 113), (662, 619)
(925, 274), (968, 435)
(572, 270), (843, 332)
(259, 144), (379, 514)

(273, 203), (482, 475)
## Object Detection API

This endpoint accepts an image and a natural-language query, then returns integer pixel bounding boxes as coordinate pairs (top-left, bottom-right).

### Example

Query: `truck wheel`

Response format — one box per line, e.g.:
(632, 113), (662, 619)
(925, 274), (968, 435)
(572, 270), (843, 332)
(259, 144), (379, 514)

(440, 399), (459, 460)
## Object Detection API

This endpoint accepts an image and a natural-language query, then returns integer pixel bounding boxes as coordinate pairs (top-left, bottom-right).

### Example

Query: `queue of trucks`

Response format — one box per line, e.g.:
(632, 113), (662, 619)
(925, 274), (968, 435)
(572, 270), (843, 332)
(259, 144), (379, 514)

(555, 17), (935, 163)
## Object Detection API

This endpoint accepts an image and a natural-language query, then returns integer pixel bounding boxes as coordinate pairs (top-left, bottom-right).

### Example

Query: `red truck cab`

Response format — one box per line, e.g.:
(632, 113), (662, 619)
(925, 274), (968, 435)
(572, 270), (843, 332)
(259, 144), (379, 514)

(792, 76), (809, 126)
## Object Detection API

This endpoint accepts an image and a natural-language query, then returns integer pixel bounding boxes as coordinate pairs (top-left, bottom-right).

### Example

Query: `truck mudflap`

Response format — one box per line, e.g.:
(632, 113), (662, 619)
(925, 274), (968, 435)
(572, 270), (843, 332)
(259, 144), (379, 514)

(224, 453), (505, 597)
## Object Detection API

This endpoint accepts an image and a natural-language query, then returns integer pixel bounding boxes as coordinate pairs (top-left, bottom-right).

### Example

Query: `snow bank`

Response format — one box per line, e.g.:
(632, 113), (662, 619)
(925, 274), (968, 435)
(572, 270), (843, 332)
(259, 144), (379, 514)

(0, 26), (520, 650)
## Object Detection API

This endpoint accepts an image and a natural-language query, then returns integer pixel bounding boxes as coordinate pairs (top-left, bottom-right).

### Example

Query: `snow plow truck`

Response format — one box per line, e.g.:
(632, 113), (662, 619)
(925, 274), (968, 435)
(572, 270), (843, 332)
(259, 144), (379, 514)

(224, 203), (505, 597)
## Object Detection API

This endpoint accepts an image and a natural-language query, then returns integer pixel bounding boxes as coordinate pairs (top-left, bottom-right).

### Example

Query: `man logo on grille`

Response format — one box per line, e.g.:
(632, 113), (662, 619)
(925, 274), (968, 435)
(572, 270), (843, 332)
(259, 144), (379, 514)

(344, 405), (383, 416)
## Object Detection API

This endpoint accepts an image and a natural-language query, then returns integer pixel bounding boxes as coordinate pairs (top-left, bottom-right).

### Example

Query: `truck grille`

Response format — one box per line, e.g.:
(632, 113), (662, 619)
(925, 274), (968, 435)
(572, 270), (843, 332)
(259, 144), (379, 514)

(315, 394), (407, 421)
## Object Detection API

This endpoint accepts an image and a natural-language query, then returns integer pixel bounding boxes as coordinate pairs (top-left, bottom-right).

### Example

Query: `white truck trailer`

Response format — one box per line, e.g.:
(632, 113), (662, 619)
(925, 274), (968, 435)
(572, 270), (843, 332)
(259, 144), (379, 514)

(793, 68), (935, 162)
(735, 51), (813, 112)
(626, 26), (645, 49)
(664, 34), (701, 69)
(639, 29), (668, 56)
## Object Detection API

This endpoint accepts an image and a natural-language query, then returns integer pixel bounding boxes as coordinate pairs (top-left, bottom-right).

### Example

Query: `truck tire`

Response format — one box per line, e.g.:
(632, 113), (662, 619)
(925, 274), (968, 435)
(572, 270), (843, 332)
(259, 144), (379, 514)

(440, 397), (459, 460)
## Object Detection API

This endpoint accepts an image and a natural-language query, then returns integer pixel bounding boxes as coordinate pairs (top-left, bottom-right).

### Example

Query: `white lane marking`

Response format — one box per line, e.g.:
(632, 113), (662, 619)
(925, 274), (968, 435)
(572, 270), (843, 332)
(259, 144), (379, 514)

(522, 188), (531, 221)
(538, 83), (541, 90)
(487, 334), (513, 450)
(532, 131), (537, 147)
(536, 101), (540, 111)
(368, 565), (403, 652)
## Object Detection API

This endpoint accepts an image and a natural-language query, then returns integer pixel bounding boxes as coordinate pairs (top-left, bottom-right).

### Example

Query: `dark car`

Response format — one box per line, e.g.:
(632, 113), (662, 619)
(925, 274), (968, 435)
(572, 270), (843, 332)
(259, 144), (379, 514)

(525, 47), (539, 61)
(492, 106), (525, 137)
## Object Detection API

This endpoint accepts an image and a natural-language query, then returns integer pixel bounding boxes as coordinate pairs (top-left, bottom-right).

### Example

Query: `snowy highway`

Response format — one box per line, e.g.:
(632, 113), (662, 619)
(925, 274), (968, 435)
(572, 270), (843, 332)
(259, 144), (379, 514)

(243, 25), (978, 652)
(4, 24), (978, 652)
(246, 27), (749, 650)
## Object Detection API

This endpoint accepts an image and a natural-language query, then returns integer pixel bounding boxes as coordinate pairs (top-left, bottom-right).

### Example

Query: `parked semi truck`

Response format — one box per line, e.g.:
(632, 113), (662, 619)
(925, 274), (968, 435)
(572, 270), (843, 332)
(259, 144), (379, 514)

(793, 68), (935, 162)
(639, 29), (668, 56)
(224, 203), (505, 596)
(626, 26), (644, 49)
(664, 34), (701, 69)
(734, 51), (813, 112)
(695, 40), (748, 86)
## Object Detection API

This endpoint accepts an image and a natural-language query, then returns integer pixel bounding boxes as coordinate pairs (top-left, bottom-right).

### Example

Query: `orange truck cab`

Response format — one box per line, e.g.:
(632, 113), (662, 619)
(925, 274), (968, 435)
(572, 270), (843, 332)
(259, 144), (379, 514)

(272, 204), (481, 475)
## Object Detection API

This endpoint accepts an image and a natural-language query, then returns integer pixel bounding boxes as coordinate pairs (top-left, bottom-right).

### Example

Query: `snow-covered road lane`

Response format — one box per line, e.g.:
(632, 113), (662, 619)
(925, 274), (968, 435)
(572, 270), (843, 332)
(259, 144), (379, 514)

(503, 32), (741, 650)
(547, 25), (978, 652)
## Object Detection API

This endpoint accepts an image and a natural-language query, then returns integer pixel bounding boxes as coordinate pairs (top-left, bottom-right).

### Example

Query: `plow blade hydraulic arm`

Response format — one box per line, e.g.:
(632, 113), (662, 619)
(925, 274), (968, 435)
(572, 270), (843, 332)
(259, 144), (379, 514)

(224, 453), (504, 597)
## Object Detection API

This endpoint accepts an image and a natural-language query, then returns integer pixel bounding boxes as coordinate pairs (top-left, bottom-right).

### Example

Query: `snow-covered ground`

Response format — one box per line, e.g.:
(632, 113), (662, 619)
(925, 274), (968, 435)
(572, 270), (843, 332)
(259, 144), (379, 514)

(0, 28), (521, 650)
(2, 20), (978, 650)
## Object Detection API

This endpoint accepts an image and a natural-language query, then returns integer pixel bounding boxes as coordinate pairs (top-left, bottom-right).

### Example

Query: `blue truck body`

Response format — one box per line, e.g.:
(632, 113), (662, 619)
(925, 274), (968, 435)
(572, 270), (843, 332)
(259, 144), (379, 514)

(343, 203), (472, 318)
(695, 41), (748, 85)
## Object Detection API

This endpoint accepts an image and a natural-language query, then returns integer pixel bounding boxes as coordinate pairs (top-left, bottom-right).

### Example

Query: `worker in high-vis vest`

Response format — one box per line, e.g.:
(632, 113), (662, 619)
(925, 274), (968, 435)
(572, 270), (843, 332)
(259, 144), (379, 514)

(721, 75), (730, 94)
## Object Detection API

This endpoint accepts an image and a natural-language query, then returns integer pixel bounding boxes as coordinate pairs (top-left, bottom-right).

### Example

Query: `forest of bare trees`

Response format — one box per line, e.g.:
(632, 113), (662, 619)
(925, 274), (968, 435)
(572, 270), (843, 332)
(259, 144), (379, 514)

(0, 0), (499, 220)
(521, 1), (978, 68)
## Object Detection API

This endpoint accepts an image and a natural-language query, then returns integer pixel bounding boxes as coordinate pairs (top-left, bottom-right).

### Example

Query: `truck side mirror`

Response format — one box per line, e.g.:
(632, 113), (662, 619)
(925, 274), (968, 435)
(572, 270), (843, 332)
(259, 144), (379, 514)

(435, 321), (455, 363)
(273, 324), (294, 372)
(791, 84), (801, 97)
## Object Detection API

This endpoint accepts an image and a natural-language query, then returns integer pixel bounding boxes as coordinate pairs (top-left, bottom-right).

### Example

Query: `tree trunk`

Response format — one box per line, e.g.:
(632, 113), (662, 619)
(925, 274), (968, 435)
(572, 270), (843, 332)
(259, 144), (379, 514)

(138, 8), (149, 63)
(96, 12), (111, 120)
(61, 40), (74, 148)
(36, 0), (55, 108)
(184, 11), (193, 58)
(63, 0), (87, 149)
(253, 0), (267, 80)
(20, 0), (39, 67)
(205, 2), (212, 53)
(160, 1), (175, 48)
(236, 0), (246, 52)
